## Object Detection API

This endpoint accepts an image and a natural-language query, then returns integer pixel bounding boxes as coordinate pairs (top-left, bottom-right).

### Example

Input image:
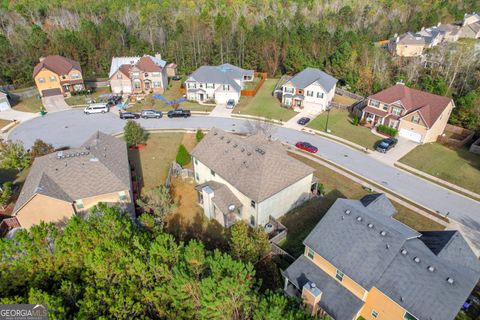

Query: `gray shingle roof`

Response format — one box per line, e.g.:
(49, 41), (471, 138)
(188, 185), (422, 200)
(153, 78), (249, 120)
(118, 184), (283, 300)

(297, 196), (480, 320)
(187, 63), (254, 92)
(360, 193), (397, 217)
(282, 255), (364, 320)
(13, 132), (130, 214)
(286, 67), (338, 92)
(191, 128), (314, 203)
(195, 181), (243, 214)
(396, 32), (426, 45)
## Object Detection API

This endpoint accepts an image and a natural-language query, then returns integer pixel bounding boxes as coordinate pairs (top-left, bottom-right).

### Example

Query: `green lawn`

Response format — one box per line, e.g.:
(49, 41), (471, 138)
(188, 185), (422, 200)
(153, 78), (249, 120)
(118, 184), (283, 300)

(65, 87), (111, 106)
(11, 95), (43, 113)
(400, 143), (480, 194)
(280, 153), (444, 257)
(234, 79), (297, 121)
(308, 110), (380, 149)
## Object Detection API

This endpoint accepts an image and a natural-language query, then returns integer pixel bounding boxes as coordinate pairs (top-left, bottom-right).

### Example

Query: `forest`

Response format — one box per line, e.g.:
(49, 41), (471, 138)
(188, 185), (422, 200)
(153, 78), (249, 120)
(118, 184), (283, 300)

(0, 0), (479, 130)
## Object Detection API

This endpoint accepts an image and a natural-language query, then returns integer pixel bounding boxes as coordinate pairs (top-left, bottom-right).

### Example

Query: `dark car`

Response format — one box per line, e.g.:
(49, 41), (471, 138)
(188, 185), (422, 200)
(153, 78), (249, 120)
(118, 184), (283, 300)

(167, 109), (191, 118)
(172, 75), (182, 81)
(376, 138), (398, 153)
(295, 141), (318, 153)
(119, 111), (140, 119)
(297, 117), (311, 125)
(109, 95), (122, 104)
(141, 109), (163, 119)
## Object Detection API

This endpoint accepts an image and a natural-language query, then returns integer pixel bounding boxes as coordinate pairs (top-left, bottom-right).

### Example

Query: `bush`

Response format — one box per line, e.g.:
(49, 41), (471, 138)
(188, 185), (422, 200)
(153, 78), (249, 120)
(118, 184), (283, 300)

(0, 181), (13, 208)
(377, 124), (398, 137)
(176, 144), (190, 166)
(124, 120), (148, 146)
(352, 115), (359, 126)
(195, 129), (204, 142)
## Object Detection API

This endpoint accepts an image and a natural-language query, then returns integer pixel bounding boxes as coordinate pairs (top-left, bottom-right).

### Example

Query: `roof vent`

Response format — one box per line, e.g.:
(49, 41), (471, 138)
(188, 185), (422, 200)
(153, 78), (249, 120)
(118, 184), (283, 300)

(427, 266), (435, 272)
(247, 152), (252, 156)
(413, 257), (420, 263)
(447, 277), (454, 285)
(255, 148), (266, 155)
(386, 244), (390, 249)
(226, 139), (231, 144)
(345, 210), (351, 215)
(341, 216), (344, 220)
(401, 249), (408, 255)
(220, 136), (224, 140)
(380, 231), (387, 237)
(213, 132), (218, 135)
(241, 148), (245, 152)
(356, 216), (362, 222)
(233, 144), (238, 148)
(367, 223), (374, 228)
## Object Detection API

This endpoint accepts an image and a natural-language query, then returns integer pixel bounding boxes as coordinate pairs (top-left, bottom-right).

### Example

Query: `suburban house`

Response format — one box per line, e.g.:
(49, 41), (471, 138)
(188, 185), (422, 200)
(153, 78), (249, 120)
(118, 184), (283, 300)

(388, 33), (426, 57)
(360, 83), (454, 143)
(283, 194), (480, 320)
(33, 55), (84, 97)
(0, 91), (11, 111)
(109, 54), (169, 95)
(185, 63), (254, 104)
(459, 13), (480, 39)
(190, 128), (316, 228)
(166, 62), (178, 77)
(10, 132), (132, 229)
(280, 68), (338, 113)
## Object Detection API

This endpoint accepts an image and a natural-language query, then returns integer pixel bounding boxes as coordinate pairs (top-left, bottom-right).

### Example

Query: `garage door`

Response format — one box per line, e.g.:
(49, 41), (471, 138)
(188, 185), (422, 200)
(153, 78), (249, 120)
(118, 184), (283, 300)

(304, 101), (324, 113)
(215, 93), (238, 104)
(41, 88), (62, 97)
(399, 128), (423, 143)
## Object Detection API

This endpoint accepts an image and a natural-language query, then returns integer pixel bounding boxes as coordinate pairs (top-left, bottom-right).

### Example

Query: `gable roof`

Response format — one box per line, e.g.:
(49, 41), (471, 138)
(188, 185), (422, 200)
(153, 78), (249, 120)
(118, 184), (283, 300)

(32, 55), (81, 78)
(187, 64), (254, 92)
(190, 128), (314, 202)
(300, 195), (480, 320)
(286, 67), (338, 92)
(395, 32), (426, 46)
(368, 84), (452, 128)
(109, 55), (167, 78)
(13, 132), (131, 215)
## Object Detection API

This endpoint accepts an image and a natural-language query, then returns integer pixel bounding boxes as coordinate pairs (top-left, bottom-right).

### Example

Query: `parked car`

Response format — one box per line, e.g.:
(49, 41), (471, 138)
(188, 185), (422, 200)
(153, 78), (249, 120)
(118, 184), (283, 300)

(84, 103), (109, 114)
(172, 75), (182, 81)
(376, 138), (398, 153)
(167, 109), (191, 118)
(141, 109), (163, 119)
(119, 111), (140, 119)
(297, 117), (311, 125)
(295, 141), (318, 153)
(226, 99), (235, 109)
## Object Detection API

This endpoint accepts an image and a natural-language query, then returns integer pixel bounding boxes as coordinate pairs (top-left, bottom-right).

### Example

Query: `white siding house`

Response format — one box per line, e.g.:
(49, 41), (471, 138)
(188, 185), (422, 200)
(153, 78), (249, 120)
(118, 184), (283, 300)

(0, 92), (11, 111)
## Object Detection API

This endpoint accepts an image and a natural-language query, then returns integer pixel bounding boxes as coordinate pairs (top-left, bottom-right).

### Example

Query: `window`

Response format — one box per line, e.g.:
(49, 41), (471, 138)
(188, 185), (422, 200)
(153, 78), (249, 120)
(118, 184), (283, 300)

(76, 199), (84, 209)
(188, 82), (197, 89)
(392, 107), (402, 116)
(49, 76), (57, 82)
(382, 104), (389, 111)
(152, 72), (161, 77)
(134, 81), (141, 89)
(132, 72), (140, 78)
(250, 200), (256, 208)
(38, 77), (45, 83)
(71, 73), (80, 79)
(223, 84), (230, 90)
(194, 159), (198, 165)
(210, 169), (215, 176)
(306, 90), (314, 97)
(412, 115), (420, 124)
(195, 173), (199, 181)
(317, 92), (324, 98)
(307, 247), (314, 259)
(153, 81), (161, 88)
(298, 89), (303, 94)
(250, 215), (255, 226)
(372, 310), (379, 318)
(335, 270), (344, 282)
(144, 73), (149, 77)
(284, 87), (294, 94)
(404, 312), (417, 320)
(116, 73), (122, 79)
(118, 191), (127, 201)
(206, 83), (214, 89)
(370, 100), (380, 108)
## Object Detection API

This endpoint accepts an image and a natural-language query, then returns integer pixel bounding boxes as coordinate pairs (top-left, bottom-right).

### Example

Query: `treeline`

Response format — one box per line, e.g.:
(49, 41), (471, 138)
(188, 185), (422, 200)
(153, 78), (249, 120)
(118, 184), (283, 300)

(0, 204), (318, 319)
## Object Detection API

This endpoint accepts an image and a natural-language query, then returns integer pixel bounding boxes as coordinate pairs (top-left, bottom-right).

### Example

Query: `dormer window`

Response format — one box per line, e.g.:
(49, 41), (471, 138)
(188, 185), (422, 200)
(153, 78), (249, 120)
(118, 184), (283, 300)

(412, 115), (420, 124)
(370, 100), (380, 108)
(392, 107), (402, 116)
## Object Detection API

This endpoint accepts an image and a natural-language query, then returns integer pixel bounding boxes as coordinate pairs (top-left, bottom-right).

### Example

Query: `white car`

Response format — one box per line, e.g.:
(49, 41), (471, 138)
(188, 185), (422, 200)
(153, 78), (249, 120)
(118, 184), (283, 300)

(84, 103), (109, 114)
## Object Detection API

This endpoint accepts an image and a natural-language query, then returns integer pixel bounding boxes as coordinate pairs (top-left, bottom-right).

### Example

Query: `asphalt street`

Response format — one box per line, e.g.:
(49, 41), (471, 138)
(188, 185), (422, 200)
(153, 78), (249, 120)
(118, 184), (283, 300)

(9, 109), (480, 231)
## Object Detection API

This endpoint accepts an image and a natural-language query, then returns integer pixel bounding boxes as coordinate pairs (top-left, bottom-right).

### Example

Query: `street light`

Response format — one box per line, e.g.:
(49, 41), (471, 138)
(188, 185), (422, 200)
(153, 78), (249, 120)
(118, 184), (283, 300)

(325, 104), (333, 133)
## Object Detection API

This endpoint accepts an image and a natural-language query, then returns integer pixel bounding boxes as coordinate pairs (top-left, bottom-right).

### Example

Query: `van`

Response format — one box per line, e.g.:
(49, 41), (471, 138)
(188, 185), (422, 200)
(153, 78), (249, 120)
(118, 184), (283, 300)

(84, 103), (109, 114)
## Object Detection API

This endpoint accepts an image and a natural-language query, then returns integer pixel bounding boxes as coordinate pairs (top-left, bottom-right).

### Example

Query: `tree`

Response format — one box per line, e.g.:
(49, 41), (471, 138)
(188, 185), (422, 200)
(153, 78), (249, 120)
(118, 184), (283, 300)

(229, 221), (270, 264)
(0, 140), (30, 171)
(137, 185), (176, 229)
(175, 144), (190, 166)
(195, 129), (204, 142)
(30, 139), (54, 160)
(123, 120), (148, 147)
(0, 181), (13, 209)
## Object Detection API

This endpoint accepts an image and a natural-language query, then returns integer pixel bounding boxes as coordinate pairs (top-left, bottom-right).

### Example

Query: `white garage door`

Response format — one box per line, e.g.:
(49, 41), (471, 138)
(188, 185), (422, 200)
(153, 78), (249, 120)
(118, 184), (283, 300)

(215, 92), (238, 104)
(399, 128), (423, 143)
(304, 101), (324, 113)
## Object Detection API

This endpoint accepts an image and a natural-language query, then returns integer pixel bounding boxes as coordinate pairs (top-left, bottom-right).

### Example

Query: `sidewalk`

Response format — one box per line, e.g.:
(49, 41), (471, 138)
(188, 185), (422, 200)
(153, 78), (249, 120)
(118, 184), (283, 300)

(0, 109), (38, 122)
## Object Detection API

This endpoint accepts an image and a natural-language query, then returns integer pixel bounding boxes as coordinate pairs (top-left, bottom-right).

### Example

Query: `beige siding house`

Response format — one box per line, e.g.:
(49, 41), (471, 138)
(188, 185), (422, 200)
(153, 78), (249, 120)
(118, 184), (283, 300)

(191, 128), (316, 227)
(11, 132), (132, 229)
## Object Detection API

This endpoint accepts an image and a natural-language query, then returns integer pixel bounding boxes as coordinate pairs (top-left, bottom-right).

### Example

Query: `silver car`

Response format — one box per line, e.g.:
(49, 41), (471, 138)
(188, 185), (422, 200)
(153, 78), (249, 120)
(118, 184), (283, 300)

(226, 99), (235, 109)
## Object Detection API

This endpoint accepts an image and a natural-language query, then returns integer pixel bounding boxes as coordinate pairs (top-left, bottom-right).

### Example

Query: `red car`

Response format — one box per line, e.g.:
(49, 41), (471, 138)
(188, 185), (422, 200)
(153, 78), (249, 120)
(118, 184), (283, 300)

(295, 141), (318, 153)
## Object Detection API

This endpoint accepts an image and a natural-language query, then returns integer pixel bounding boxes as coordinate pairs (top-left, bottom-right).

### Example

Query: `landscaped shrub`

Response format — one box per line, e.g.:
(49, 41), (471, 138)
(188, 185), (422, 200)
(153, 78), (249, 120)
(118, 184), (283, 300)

(176, 144), (190, 166)
(352, 115), (360, 126)
(196, 129), (204, 142)
(377, 124), (398, 137)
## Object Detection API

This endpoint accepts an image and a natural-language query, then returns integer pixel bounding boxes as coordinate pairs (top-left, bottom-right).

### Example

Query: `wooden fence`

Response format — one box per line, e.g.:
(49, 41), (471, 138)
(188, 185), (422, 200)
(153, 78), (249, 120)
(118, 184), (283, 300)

(438, 124), (474, 148)
(241, 72), (267, 97)
(335, 87), (364, 101)
(470, 137), (480, 155)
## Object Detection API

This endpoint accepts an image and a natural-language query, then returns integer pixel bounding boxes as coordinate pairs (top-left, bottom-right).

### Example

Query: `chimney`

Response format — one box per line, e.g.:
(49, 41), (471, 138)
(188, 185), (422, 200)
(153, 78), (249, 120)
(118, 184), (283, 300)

(39, 57), (46, 62)
(155, 52), (162, 60)
(302, 282), (322, 316)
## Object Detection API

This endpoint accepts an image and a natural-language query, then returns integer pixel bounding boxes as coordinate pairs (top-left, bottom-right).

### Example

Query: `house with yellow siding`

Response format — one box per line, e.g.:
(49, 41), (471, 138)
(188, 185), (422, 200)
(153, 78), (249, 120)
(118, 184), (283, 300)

(33, 55), (84, 97)
(283, 194), (480, 320)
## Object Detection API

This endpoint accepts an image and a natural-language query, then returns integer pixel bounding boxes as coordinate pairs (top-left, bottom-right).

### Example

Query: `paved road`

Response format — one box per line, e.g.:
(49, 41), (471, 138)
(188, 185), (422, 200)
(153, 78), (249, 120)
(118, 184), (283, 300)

(9, 109), (480, 230)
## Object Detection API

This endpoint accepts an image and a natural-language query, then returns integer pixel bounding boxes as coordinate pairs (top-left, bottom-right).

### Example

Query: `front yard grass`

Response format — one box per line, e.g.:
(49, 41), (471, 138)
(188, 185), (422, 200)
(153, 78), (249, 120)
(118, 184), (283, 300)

(11, 95), (43, 113)
(399, 143), (480, 194)
(280, 153), (445, 258)
(332, 94), (357, 106)
(64, 87), (111, 106)
(308, 110), (380, 149)
(234, 79), (297, 121)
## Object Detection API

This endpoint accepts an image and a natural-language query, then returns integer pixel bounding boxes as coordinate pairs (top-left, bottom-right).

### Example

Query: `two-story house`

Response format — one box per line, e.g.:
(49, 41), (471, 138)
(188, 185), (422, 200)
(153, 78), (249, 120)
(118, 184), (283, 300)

(33, 55), (84, 97)
(388, 33), (426, 57)
(9, 131), (132, 230)
(280, 68), (337, 113)
(459, 13), (480, 39)
(361, 83), (454, 143)
(190, 128), (316, 228)
(109, 54), (169, 95)
(283, 194), (480, 320)
(185, 63), (254, 105)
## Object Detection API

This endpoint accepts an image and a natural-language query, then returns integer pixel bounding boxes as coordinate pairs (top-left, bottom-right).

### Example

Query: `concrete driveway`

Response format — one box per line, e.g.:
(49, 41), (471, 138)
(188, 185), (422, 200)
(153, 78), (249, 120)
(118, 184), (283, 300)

(42, 95), (70, 113)
(0, 109), (38, 123)
(209, 103), (233, 117)
(285, 110), (320, 130)
(369, 137), (418, 165)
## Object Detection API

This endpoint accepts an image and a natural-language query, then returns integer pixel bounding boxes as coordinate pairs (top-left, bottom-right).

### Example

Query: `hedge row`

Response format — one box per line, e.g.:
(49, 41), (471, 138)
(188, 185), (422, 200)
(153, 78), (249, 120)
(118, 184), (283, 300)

(377, 124), (398, 137)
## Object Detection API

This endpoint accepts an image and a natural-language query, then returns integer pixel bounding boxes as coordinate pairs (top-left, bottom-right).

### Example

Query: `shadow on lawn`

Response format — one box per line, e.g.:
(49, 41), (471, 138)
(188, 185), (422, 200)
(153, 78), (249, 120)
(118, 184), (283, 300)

(128, 147), (145, 189)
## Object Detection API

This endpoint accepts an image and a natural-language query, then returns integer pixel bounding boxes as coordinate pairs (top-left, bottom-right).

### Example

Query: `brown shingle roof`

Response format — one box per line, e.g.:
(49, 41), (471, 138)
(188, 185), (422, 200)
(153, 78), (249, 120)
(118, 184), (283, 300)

(368, 84), (452, 128)
(136, 56), (162, 72)
(191, 128), (314, 202)
(13, 132), (131, 215)
(32, 55), (81, 78)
